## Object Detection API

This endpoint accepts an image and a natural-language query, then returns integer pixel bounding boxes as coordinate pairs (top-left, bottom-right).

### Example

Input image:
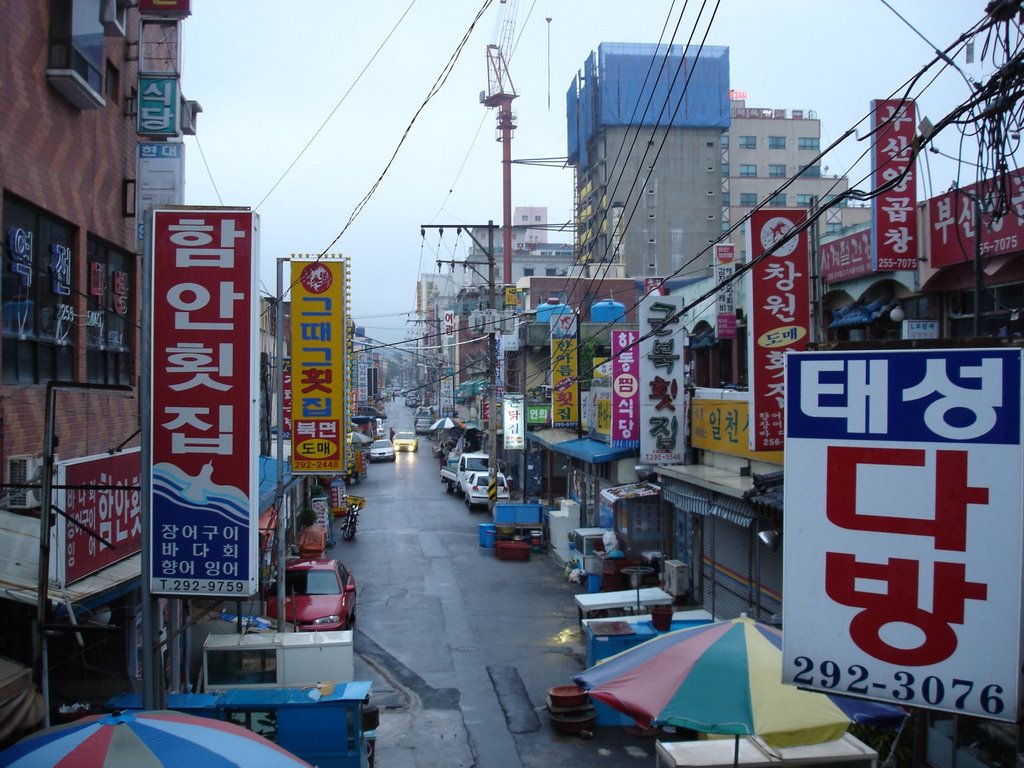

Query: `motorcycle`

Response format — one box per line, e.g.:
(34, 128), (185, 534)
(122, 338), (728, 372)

(341, 495), (366, 541)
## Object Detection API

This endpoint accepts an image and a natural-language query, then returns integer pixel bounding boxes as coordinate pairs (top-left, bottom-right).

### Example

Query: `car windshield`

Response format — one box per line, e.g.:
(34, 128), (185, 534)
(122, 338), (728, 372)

(396, 432), (415, 439)
(465, 457), (488, 472)
(371, 440), (391, 449)
(284, 569), (340, 596)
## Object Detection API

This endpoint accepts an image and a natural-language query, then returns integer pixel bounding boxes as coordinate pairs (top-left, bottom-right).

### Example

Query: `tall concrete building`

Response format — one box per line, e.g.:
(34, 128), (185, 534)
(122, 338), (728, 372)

(567, 43), (730, 280)
(721, 96), (868, 261)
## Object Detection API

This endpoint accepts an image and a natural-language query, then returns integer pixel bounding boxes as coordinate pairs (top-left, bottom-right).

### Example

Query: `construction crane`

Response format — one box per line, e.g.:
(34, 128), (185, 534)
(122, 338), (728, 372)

(481, 0), (518, 284)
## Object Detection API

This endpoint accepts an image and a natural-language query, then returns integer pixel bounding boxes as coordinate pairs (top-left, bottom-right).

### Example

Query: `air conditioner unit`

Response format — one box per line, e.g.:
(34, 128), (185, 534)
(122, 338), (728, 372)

(663, 559), (689, 598)
(7, 455), (43, 510)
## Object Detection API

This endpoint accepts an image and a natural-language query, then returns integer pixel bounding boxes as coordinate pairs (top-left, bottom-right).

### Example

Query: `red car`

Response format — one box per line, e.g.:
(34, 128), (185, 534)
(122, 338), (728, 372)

(266, 558), (357, 631)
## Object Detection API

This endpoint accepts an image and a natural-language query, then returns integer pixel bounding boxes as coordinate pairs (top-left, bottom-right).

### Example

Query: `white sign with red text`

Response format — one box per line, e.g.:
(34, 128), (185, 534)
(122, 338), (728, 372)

(783, 349), (1023, 720)
(150, 209), (259, 598)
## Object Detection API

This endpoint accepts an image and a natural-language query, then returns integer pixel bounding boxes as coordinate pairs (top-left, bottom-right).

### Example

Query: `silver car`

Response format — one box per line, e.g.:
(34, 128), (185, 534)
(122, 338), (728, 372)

(369, 439), (396, 462)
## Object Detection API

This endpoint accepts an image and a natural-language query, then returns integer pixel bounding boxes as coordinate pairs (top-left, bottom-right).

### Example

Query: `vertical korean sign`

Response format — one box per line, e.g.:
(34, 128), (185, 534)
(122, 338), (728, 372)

(550, 338), (578, 428)
(611, 330), (640, 448)
(870, 99), (918, 271)
(503, 394), (525, 449)
(150, 209), (259, 597)
(639, 295), (686, 464)
(745, 209), (810, 452)
(290, 258), (348, 474)
(714, 244), (737, 339)
(784, 349), (1024, 720)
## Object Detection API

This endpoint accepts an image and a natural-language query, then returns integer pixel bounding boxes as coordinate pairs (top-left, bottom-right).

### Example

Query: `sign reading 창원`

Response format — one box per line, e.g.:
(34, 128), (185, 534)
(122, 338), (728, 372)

(783, 349), (1023, 720)
(150, 209), (260, 598)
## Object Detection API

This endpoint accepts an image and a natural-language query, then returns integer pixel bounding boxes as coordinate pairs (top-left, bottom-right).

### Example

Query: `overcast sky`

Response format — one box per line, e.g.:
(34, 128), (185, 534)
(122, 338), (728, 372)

(180, 0), (996, 344)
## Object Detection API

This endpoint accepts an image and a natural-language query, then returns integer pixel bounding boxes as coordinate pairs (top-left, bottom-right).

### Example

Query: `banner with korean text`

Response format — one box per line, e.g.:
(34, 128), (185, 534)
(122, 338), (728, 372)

(745, 209), (810, 452)
(150, 208), (259, 597)
(870, 98), (918, 271)
(714, 244), (737, 339)
(551, 338), (579, 429)
(290, 258), (348, 474)
(639, 295), (686, 464)
(503, 394), (525, 449)
(611, 330), (640, 448)
(784, 349), (1024, 720)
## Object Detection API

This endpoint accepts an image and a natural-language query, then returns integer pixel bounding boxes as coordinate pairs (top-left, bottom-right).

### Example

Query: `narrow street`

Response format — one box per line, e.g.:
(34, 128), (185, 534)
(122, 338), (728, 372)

(330, 401), (659, 767)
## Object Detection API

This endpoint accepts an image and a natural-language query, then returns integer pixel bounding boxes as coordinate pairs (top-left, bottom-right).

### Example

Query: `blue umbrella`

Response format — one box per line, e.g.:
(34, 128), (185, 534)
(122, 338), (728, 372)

(0, 710), (312, 767)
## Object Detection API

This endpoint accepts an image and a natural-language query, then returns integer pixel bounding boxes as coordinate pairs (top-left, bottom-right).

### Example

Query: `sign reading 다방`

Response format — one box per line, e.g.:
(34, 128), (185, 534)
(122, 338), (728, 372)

(745, 209), (810, 452)
(291, 258), (348, 474)
(639, 295), (686, 464)
(783, 349), (1024, 720)
(150, 208), (259, 597)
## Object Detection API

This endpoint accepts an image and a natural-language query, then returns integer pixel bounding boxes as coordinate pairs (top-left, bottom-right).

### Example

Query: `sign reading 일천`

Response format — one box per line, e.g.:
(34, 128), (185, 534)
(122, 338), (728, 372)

(783, 349), (1024, 720)
(150, 209), (260, 598)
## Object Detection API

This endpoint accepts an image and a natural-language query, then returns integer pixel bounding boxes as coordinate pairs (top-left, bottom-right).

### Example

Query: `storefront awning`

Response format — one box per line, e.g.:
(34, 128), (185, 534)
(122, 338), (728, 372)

(552, 438), (636, 464)
(661, 478), (756, 527)
(259, 455), (301, 511)
(0, 510), (140, 609)
(525, 428), (578, 450)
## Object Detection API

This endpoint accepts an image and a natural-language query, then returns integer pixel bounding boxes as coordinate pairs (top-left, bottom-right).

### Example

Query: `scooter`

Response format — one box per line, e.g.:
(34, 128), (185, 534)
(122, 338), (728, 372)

(341, 495), (366, 541)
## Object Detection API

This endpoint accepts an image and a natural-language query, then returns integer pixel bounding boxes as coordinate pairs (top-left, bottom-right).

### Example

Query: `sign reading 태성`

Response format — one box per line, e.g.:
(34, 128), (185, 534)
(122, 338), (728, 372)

(745, 209), (810, 452)
(639, 295), (686, 464)
(291, 258), (348, 474)
(783, 349), (1024, 720)
(150, 209), (259, 597)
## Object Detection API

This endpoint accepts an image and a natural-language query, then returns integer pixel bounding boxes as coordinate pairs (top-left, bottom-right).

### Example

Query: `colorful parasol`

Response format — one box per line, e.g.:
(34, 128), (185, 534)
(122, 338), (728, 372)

(0, 710), (313, 768)
(574, 617), (905, 749)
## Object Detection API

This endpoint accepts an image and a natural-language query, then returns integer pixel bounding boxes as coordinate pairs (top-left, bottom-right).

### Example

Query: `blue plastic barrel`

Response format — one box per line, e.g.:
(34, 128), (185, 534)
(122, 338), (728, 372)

(587, 573), (602, 593)
(478, 523), (496, 548)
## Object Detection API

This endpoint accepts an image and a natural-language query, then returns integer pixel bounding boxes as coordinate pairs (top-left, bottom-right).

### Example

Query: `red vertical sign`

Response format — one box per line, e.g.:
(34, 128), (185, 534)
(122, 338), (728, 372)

(746, 209), (810, 451)
(150, 209), (259, 597)
(870, 99), (918, 271)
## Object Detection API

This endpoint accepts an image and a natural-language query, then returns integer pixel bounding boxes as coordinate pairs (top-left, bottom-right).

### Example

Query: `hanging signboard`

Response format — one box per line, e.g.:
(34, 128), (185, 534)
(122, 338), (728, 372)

(639, 295), (686, 464)
(870, 98), (918, 272)
(784, 348), (1024, 720)
(745, 208), (810, 452)
(290, 257), (348, 474)
(714, 244), (737, 339)
(150, 208), (259, 597)
(551, 338), (579, 428)
(611, 330), (640, 448)
(503, 394), (525, 449)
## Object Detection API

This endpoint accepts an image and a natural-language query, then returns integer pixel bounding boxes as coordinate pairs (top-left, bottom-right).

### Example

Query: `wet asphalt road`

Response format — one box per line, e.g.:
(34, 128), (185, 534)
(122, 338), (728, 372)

(331, 401), (663, 768)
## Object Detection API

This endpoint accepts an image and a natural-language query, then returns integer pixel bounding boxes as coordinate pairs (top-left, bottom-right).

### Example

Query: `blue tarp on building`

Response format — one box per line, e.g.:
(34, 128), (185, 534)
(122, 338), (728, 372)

(567, 43), (730, 172)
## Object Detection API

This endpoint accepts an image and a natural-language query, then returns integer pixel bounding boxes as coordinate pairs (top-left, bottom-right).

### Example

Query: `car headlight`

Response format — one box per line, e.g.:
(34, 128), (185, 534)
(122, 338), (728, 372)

(313, 615), (342, 625)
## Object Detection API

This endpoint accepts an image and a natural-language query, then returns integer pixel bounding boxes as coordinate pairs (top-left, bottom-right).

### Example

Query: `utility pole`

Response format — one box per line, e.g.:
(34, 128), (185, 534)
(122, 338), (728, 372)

(422, 221), (501, 512)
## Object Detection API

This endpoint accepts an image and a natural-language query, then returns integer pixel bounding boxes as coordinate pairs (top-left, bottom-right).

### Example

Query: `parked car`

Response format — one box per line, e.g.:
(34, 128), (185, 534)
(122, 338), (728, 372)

(392, 430), (419, 452)
(355, 405), (386, 420)
(369, 439), (395, 462)
(405, 394), (419, 408)
(265, 558), (357, 631)
(463, 470), (510, 509)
